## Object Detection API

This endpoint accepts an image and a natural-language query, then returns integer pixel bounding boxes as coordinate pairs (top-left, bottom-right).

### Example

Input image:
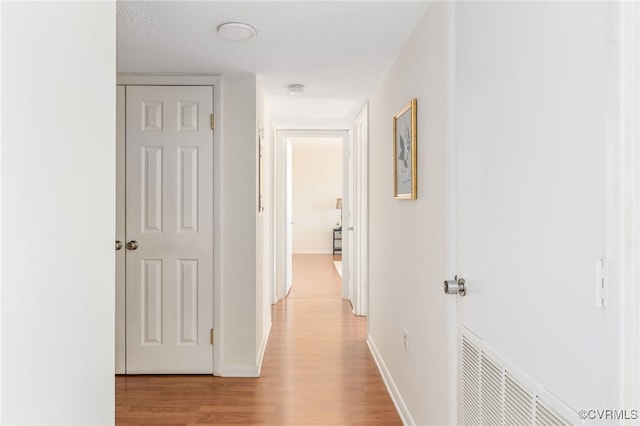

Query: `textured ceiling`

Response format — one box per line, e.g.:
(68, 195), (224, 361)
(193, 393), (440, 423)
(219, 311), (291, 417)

(117, 1), (429, 129)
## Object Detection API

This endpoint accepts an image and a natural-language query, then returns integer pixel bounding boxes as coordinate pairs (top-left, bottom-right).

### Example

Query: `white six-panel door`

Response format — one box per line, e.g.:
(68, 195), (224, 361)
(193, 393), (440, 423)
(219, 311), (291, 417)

(125, 85), (213, 374)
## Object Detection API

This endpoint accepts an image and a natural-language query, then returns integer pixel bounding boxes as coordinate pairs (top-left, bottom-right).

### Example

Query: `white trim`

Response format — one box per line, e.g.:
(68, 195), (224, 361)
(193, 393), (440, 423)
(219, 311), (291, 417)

(219, 364), (260, 378)
(620, 1), (640, 409)
(275, 130), (350, 302)
(0, 2), (3, 416)
(256, 321), (272, 376)
(277, 128), (349, 133)
(367, 337), (415, 426)
(270, 114), (279, 305)
(351, 102), (369, 317)
(212, 79), (223, 376)
(346, 129), (354, 303)
(220, 320), (270, 377)
(292, 250), (333, 255)
(446, 3), (459, 424)
(114, 86), (126, 375)
(117, 73), (221, 86)
(115, 75), (222, 376)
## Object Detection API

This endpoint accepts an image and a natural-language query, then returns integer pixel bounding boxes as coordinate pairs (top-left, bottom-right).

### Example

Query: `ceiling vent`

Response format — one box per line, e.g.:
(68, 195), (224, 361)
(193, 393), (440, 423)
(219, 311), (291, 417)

(217, 22), (257, 41)
(286, 84), (305, 95)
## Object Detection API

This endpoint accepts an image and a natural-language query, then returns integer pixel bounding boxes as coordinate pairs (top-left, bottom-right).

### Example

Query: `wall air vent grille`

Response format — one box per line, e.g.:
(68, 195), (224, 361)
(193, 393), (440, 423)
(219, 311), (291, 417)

(481, 356), (504, 424)
(461, 333), (574, 426)
(504, 374), (534, 424)
(535, 400), (572, 426)
(462, 337), (481, 425)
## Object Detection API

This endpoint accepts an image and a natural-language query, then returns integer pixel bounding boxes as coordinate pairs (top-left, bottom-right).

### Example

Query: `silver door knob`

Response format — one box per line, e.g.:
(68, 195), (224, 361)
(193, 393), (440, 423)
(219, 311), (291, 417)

(444, 276), (466, 296)
(348, 226), (354, 231)
(126, 240), (139, 251)
(115, 240), (123, 251)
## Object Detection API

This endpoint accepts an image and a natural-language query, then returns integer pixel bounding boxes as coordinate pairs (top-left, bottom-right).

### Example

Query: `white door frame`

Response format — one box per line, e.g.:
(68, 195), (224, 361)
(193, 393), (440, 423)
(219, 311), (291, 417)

(620, 2), (640, 408)
(446, 3), (459, 422)
(285, 141), (293, 296)
(350, 104), (369, 316)
(270, 116), (279, 304)
(346, 131), (354, 303)
(115, 86), (126, 374)
(275, 129), (349, 301)
(115, 74), (222, 375)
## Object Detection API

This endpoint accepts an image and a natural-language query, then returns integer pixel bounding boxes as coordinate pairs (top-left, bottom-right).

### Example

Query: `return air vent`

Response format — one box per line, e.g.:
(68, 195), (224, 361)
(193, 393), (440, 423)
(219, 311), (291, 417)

(462, 338), (481, 425)
(461, 332), (573, 425)
(504, 375), (534, 424)
(481, 356), (503, 424)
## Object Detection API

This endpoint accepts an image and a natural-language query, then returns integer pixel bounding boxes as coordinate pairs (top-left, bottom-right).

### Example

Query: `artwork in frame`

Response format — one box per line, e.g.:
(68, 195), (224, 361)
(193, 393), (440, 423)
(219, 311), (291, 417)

(393, 98), (417, 199)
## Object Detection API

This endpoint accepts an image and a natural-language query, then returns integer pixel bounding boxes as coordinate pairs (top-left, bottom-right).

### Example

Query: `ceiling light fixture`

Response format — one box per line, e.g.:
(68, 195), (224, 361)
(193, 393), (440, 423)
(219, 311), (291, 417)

(286, 84), (305, 95)
(217, 22), (257, 41)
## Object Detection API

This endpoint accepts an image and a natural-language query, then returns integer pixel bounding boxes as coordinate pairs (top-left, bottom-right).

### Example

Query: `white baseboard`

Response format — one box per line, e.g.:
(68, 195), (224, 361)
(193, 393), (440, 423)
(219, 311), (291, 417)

(367, 336), (415, 426)
(219, 364), (260, 377)
(256, 321), (272, 376)
(292, 250), (333, 255)
(220, 321), (272, 378)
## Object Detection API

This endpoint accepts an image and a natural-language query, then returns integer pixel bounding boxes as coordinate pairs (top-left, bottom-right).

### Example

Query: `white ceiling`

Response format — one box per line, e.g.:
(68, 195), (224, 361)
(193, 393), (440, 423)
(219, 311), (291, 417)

(117, 1), (429, 129)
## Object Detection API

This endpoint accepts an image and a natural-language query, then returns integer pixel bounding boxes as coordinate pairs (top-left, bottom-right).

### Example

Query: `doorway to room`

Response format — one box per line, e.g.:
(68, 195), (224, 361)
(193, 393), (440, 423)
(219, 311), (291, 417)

(287, 137), (343, 297)
(275, 130), (349, 301)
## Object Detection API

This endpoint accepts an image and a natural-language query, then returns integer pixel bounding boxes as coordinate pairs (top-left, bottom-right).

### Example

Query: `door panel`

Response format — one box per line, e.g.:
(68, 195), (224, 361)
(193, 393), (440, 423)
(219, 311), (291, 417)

(126, 85), (213, 374)
(351, 105), (368, 316)
(454, 1), (620, 417)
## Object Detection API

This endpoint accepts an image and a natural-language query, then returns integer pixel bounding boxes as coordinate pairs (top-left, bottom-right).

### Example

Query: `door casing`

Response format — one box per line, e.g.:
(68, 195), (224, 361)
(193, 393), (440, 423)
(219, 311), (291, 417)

(350, 103), (369, 316)
(275, 129), (349, 301)
(115, 75), (222, 375)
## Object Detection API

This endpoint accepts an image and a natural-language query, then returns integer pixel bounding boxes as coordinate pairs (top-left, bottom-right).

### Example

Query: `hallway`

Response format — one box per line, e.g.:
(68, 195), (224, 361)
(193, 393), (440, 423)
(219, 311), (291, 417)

(115, 255), (401, 425)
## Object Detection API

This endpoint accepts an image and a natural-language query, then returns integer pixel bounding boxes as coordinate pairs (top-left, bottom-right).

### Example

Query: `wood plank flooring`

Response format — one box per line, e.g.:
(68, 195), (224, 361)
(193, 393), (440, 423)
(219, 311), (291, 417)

(116, 254), (401, 425)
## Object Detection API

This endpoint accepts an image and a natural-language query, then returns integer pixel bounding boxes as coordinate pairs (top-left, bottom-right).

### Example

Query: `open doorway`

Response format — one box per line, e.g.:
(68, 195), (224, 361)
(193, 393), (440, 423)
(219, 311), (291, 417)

(287, 137), (343, 297)
(275, 130), (349, 301)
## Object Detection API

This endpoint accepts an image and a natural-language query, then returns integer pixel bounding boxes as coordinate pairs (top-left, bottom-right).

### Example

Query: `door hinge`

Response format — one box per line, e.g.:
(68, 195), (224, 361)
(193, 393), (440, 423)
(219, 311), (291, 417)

(210, 328), (215, 345)
(595, 258), (607, 308)
(210, 113), (215, 130)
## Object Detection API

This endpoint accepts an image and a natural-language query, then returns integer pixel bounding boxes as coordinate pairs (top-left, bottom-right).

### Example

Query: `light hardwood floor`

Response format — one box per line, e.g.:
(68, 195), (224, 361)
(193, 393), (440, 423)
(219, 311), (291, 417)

(116, 254), (401, 425)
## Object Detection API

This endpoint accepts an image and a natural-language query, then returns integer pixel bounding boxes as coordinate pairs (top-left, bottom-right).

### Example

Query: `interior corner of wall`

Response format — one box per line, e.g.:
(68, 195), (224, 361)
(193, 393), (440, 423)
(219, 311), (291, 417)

(367, 336), (416, 426)
(256, 321), (272, 376)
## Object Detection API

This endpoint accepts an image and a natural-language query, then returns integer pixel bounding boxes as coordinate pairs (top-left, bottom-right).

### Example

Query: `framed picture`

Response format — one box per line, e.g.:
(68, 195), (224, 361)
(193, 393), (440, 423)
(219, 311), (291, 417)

(393, 98), (417, 199)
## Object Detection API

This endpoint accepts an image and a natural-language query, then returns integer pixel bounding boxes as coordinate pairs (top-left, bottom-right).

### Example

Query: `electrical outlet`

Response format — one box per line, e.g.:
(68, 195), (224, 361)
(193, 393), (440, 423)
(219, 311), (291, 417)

(402, 329), (409, 354)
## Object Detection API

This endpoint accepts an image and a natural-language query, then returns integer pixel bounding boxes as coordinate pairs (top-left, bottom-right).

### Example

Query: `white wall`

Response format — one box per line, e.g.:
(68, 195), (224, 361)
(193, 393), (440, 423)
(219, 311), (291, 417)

(291, 139), (342, 254)
(367, 3), (450, 424)
(1, 3), (4, 420)
(256, 80), (273, 373)
(1, 2), (116, 424)
(218, 75), (260, 376)
(367, 2), (630, 424)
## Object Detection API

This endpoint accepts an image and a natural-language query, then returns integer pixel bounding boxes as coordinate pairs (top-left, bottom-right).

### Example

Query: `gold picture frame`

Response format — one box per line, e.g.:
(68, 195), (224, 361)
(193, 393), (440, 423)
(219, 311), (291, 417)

(393, 98), (417, 199)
